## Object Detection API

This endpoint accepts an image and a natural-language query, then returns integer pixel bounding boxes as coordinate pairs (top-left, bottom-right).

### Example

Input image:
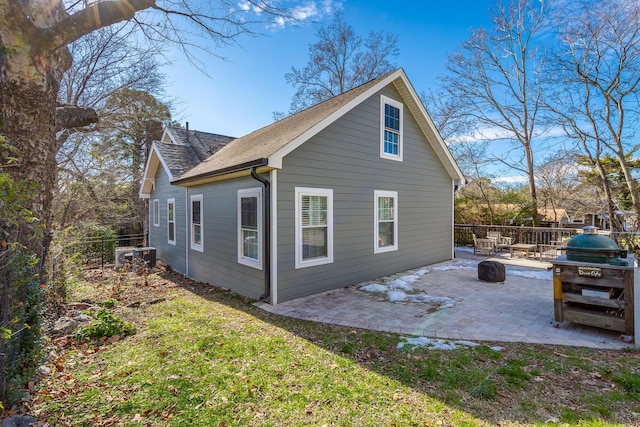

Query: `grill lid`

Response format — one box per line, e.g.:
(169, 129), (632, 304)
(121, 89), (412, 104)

(565, 226), (619, 252)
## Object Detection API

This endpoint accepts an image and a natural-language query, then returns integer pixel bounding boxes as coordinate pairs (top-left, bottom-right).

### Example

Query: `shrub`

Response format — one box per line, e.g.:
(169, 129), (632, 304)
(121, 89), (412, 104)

(74, 309), (135, 343)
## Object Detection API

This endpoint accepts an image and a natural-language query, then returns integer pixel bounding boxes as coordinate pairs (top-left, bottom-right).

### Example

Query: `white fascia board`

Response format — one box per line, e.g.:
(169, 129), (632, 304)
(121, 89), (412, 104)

(161, 127), (179, 144)
(139, 142), (174, 198)
(268, 70), (404, 167)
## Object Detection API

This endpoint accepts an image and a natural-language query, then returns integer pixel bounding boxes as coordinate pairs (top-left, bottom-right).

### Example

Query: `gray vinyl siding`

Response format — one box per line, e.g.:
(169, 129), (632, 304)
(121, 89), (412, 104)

(275, 84), (453, 302)
(185, 177), (265, 300)
(148, 166), (187, 273)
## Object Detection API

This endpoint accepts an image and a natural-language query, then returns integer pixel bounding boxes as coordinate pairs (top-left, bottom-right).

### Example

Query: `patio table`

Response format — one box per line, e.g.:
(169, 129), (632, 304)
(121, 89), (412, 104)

(510, 243), (537, 259)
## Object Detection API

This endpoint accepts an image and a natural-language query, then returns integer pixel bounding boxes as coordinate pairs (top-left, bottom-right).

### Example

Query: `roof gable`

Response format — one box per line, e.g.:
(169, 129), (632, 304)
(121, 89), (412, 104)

(139, 127), (235, 198)
(139, 144), (172, 198)
(174, 68), (464, 186)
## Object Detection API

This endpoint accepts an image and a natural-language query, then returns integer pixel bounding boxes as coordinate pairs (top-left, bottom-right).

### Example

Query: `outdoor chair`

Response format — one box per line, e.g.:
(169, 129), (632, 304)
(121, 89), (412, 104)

(473, 233), (496, 256)
(487, 231), (513, 252)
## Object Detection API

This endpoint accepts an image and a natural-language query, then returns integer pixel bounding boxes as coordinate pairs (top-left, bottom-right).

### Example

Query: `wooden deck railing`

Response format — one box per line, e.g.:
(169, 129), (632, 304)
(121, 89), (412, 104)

(455, 224), (640, 253)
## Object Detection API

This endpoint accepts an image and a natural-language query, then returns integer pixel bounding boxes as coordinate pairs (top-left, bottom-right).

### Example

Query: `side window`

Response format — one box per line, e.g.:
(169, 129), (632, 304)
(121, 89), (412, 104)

(380, 95), (403, 161)
(190, 194), (203, 252)
(238, 188), (262, 269)
(152, 199), (160, 227)
(374, 190), (398, 253)
(167, 198), (176, 245)
(295, 187), (333, 269)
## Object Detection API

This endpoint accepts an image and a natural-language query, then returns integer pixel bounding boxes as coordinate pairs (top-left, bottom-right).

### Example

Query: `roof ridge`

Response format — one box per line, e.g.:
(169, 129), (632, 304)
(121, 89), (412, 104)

(243, 68), (401, 137)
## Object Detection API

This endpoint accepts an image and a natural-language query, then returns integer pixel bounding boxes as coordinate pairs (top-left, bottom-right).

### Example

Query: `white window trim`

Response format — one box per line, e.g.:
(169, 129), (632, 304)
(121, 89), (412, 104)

(295, 187), (333, 269)
(152, 199), (160, 227)
(190, 194), (204, 252)
(380, 95), (403, 162)
(374, 190), (398, 253)
(237, 188), (263, 270)
(167, 198), (176, 245)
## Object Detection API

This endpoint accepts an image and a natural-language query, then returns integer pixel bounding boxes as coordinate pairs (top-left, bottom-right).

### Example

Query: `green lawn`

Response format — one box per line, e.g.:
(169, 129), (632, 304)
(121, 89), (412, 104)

(31, 269), (640, 426)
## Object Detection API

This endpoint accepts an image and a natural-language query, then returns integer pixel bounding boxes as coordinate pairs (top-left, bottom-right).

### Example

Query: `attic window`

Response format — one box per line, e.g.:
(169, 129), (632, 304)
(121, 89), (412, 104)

(380, 95), (403, 161)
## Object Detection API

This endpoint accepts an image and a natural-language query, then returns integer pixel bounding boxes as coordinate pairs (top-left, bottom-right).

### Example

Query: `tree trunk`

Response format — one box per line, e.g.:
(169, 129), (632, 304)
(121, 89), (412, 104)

(524, 142), (540, 226)
(0, 45), (60, 405)
(1, 75), (58, 256)
(593, 159), (623, 232)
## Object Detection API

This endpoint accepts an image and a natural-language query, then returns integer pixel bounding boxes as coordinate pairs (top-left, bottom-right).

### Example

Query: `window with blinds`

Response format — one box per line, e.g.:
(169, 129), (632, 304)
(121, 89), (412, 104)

(375, 190), (398, 253)
(295, 188), (333, 268)
(167, 199), (176, 245)
(190, 194), (203, 252)
(238, 188), (262, 269)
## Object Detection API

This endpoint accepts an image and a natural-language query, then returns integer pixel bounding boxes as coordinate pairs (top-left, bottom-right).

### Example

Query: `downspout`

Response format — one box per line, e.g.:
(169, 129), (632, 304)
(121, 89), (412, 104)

(185, 188), (189, 276)
(250, 167), (271, 302)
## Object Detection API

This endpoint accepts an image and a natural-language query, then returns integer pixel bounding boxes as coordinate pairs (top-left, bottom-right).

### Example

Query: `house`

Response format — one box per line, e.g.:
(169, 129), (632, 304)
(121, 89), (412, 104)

(539, 208), (571, 227)
(139, 68), (464, 304)
(581, 210), (637, 231)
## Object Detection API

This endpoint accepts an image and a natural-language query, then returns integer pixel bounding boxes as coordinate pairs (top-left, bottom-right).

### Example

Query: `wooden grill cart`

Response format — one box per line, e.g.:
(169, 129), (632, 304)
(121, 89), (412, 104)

(553, 256), (633, 335)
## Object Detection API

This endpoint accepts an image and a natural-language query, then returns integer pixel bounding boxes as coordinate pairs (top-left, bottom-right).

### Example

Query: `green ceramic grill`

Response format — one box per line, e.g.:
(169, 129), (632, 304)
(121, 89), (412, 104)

(565, 226), (627, 266)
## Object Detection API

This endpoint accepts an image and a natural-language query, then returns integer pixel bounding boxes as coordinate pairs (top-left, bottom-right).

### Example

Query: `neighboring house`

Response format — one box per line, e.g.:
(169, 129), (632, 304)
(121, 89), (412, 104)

(580, 210), (637, 232)
(140, 68), (464, 304)
(539, 208), (571, 227)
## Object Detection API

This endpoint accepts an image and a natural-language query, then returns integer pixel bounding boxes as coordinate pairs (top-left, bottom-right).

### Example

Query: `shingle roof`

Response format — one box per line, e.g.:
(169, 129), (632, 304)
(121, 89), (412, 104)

(157, 127), (235, 177)
(177, 69), (398, 182)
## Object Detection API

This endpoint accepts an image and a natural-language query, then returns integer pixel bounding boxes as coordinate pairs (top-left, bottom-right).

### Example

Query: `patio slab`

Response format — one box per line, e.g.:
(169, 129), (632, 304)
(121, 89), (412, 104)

(256, 247), (633, 350)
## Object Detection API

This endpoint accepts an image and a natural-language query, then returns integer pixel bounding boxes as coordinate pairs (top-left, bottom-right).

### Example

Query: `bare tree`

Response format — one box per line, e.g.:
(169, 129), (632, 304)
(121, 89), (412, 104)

(283, 12), (399, 114)
(56, 22), (168, 185)
(420, 88), (475, 144)
(59, 23), (165, 112)
(535, 150), (581, 222)
(55, 89), (170, 232)
(547, 0), (640, 227)
(441, 0), (550, 224)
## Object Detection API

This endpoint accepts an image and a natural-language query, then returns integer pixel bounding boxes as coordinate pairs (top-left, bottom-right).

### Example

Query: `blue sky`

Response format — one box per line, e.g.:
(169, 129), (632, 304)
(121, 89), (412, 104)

(165, 0), (496, 138)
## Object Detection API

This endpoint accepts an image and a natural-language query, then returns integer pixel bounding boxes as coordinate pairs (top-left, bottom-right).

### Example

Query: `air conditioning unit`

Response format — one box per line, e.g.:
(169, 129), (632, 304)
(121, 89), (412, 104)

(114, 247), (134, 270)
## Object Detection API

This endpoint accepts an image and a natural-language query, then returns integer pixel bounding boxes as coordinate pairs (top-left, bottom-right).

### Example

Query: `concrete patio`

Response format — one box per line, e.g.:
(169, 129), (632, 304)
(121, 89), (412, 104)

(256, 247), (633, 350)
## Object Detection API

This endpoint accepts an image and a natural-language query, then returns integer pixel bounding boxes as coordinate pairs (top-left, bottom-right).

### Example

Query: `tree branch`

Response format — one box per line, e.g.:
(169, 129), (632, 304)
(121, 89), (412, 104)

(55, 105), (98, 132)
(41, 0), (156, 53)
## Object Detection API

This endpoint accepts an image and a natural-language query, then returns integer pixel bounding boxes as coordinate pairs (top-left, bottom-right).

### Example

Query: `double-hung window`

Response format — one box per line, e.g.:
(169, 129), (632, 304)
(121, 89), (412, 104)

(190, 194), (203, 252)
(152, 199), (160, 227)
(374, 190), (398, 253)
(167, 199), (176, 245)
(380, 95), (403, 161)
(238, 188), (262, 269)
(295, 187), (333, 268)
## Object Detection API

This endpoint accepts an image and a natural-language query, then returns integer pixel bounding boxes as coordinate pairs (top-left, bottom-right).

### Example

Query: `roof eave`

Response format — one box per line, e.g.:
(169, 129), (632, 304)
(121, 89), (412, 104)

(172, 158), (269, 186)
(139, 143), (174, 198)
